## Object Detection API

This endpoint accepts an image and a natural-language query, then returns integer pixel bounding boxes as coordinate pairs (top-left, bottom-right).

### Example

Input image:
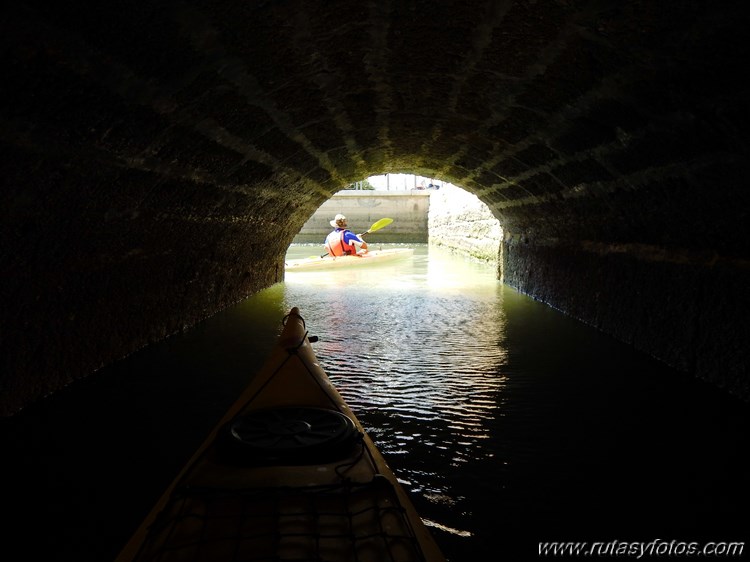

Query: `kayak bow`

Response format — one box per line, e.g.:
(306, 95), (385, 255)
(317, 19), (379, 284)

(116, 306), (445, 562)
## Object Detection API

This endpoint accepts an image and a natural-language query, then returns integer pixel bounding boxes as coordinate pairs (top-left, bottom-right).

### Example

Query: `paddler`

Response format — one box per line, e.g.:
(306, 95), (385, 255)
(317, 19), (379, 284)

(324, 214), (369, 256)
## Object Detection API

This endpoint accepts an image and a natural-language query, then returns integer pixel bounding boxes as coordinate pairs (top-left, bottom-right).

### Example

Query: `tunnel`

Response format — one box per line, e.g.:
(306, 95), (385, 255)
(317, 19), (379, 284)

(2, 0), (749, 418)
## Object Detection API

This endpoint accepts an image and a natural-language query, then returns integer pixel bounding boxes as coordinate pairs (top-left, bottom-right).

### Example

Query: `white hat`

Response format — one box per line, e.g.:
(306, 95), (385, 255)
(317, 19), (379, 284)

(330, 214), (348, 228)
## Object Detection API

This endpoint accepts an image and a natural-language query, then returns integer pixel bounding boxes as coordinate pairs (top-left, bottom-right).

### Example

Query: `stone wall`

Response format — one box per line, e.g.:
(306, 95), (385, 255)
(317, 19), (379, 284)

(428, 185), (503, 264)
(293, 190), (430, 243)
(502, 237), (750, 399)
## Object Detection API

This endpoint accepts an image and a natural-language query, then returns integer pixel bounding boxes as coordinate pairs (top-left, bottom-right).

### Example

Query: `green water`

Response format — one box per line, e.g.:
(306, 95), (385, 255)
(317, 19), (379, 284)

(4, 244), (748, 561)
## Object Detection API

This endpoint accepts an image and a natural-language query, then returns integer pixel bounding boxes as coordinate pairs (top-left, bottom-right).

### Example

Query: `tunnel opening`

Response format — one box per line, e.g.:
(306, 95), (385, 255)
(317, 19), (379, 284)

(287, 173), (504, 276)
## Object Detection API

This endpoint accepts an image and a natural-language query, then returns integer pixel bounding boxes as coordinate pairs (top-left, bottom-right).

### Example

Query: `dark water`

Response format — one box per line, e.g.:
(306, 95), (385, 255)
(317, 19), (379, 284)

(4, 244), (748, 561)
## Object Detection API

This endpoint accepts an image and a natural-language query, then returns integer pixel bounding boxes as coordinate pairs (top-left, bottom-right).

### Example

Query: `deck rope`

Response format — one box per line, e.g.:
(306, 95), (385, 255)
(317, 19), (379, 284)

(141, 479), (426, 562)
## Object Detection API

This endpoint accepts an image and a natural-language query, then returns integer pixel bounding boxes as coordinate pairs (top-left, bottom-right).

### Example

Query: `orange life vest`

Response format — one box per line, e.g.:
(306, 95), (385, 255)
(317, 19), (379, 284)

(325, 230), (357, 256)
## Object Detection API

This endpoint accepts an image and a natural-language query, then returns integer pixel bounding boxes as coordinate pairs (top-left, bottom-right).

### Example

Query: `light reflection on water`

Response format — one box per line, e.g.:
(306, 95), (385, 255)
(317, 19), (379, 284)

(284, 247), (505, 404)
(281, 244), (507, 541)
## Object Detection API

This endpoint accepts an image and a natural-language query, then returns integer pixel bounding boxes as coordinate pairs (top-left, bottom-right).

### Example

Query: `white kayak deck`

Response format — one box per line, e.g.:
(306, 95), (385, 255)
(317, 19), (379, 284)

(285, 248), (414, 272)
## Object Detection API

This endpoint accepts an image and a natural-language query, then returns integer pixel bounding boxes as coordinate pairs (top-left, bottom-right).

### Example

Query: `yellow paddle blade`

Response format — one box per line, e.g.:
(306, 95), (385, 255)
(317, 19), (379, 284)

(366, 217), (393, 233)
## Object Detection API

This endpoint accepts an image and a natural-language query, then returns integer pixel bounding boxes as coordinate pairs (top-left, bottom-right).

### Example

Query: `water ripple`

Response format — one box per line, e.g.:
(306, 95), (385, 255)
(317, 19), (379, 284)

(282, 244), (509, 547)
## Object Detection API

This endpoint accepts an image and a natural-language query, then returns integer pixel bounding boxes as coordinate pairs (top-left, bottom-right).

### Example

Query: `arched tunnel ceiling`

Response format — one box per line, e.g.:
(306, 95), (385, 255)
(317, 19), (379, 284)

(4, 0), (748, 244)
(2, 0), (749, 414)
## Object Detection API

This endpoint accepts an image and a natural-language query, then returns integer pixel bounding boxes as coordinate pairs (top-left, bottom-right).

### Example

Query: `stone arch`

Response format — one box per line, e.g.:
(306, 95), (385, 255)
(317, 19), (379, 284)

(1, 1), (748, 414)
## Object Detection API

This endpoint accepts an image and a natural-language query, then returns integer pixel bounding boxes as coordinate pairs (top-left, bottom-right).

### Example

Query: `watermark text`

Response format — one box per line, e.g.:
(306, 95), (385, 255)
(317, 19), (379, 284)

(539, 539), (744, 558)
